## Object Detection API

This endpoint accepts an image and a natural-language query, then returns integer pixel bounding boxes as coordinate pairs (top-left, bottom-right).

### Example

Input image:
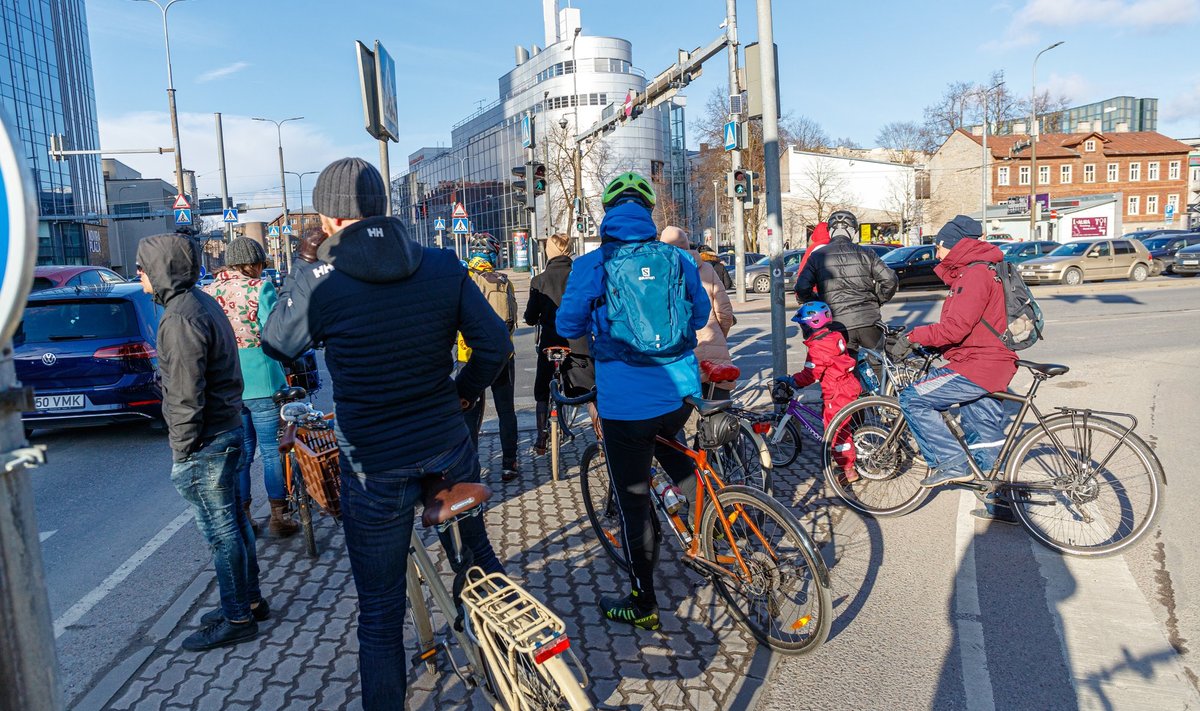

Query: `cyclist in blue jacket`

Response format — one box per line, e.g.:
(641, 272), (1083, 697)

(556, 172), (710, 630)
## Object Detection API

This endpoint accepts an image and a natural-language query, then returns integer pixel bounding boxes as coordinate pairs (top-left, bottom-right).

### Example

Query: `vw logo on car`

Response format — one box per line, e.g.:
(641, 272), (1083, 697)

(41, 352), (56, 366)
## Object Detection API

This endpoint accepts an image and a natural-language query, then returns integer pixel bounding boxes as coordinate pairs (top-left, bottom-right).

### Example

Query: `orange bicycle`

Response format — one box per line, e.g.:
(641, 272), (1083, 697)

(274, 386), (340, 558)
(557, 385), (833, 654)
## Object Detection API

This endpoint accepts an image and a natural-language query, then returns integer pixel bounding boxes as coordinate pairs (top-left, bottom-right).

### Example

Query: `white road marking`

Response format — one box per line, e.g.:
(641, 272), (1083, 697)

(953, 490), (997, 711)
(53, 508), (193, 638)
(1031, 542), (1200, 710)
(39, 530), (57, 543)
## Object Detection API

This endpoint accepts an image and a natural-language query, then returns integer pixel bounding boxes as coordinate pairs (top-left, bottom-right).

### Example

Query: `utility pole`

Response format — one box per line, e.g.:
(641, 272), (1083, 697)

(755, 0), (787, 379)
(253, 116), (303, 267)
(214, 113), (232, 241)
(1028, 41), (1064, 240)
(134, 0), (188, 196)
(726, 0), (747, 304)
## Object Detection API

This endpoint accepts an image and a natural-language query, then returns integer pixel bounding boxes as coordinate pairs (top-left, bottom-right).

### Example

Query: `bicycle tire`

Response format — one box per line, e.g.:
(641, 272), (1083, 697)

(531, 655), (595, 710)
(699, 420), (772, 494)
(764, 416), (802, 468)
(579, 444), (661, 572)
(698, 485), (832, 654)
(822, 396), (930, 517)
(290, 453), (318, 558)
(1006, 414), (1164, 557)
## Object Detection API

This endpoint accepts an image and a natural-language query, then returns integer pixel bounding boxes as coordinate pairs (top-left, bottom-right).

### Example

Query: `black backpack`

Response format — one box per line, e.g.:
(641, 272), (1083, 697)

(971, 260), (1044, 351)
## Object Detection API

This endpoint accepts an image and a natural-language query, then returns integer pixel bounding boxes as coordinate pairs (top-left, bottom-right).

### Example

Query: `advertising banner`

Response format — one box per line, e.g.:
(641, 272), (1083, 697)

(1072, 216), (1108, 237)
(513, 231), (529, 271)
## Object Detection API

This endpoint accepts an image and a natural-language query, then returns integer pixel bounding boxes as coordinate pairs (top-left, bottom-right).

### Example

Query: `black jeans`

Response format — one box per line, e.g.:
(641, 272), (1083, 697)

(599, 403), (695, 603)
(845, 324), (884, 354)
(465, 358), (518, 468)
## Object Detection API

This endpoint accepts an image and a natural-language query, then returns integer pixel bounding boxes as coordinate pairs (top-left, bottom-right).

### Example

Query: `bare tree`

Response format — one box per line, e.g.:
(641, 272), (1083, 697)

(789, 155), (855, 228)
(546, 120), (615, 236)
(781, 115), (830, 152)
(882, 172), (921, 244)
(923, 80), (976, 147)
(876, 120), (927, 165)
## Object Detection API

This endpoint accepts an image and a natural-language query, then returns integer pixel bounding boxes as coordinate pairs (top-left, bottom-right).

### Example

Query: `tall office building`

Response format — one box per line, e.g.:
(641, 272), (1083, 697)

(393, 0), (684, 259)
(0, 0), (106, 265)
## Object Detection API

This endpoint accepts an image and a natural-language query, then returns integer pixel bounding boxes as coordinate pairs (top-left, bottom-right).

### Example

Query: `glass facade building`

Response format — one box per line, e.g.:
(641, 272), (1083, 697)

(392, 5), (682, 262)
(0, 0), (105, 265)
(1056, 96), (1157, 134)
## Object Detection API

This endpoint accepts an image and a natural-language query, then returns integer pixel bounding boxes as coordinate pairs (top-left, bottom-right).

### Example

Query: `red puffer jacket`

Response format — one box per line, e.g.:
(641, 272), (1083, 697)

(908, 239), (1017, 393)
(792, 327), (861, 421)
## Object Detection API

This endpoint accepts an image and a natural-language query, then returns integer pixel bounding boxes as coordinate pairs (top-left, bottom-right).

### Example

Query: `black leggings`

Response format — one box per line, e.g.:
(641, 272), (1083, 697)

(599, 404), (695, 602)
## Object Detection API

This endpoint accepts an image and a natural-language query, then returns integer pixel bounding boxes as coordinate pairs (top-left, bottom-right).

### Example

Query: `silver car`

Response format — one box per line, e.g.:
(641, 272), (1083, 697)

(1019, 238), (1152, 286)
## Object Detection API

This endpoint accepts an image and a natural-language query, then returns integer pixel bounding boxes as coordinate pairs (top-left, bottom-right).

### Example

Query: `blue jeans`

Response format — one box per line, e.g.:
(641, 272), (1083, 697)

(170, 428), (262, 622)
(340, 436), (504, 711)
(898, 367), (1007, 478)
(239, 397), (285, 501)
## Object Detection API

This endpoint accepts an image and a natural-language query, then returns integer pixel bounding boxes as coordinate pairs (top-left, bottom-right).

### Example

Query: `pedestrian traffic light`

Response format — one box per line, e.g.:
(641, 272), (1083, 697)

(531, 162), (547, 196)
(727, 169), (756, 202)
(512, 164), (528, 206)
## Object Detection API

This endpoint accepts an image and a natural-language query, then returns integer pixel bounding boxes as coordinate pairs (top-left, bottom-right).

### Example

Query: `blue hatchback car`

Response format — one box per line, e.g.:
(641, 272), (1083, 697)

(15, 283), (163, 432)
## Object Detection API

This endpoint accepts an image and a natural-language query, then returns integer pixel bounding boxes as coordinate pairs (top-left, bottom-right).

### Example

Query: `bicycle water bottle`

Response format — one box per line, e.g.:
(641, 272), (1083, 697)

(855, 352), (880, 395)
(651, 468), (685, 515)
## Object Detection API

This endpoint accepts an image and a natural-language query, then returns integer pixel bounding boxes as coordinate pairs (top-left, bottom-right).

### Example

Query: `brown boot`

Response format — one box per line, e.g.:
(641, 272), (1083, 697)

(268, 498), (299, 538)
(242, 499), (261, 536)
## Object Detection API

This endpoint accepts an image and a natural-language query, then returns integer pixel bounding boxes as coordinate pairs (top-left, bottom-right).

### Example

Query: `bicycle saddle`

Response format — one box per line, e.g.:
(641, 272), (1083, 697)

(700, 361), (741, 382)
(421, 479), (492, 528)
(684, 395), (733, 416)
(271, 385), (308, 405)
(1016, 360), (1070, 378)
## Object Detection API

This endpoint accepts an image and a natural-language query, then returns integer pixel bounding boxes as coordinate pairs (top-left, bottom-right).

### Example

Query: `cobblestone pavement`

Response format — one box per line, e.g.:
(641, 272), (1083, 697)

(99, 404), (856, 711)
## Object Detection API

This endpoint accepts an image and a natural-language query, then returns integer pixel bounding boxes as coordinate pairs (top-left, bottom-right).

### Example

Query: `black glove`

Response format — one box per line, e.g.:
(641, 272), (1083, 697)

(886, 333), (914, 360)
(771, 377), (795, 404)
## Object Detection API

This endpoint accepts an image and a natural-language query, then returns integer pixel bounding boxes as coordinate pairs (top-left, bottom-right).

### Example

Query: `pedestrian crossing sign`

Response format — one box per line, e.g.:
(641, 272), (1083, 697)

(452, 217), (470, 234)
(222, 208), (238, 223)
(174, 208), (192, 225)
(434, 217), (446, 230)
(268, 225), (281, 237)
(282, 224), (293, 236)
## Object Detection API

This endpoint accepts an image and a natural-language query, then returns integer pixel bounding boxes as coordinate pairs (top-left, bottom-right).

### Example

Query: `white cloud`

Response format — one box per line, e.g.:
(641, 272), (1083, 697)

(1040, 72), (1093, 102)
(97, 111), (370, 210)
(196, 61), (250, 83)
(1159, 80), (1200, 137)
(1017, 0), (1198, 28)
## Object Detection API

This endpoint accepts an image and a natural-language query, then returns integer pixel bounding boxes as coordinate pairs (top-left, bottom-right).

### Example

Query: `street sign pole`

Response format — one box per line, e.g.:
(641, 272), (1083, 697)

(755, 0), (788, 381)
(725, 0), (747, 305)
(214, 112), (233, 241)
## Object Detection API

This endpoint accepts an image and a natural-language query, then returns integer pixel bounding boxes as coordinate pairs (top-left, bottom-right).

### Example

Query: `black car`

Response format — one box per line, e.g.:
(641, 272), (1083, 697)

(718, 251), (765, 271)
(882, 244), (942, 289)
(1142, 233), (1200, 275)
(1125, 228), (1193, 243)
(15, 284), (163, 432)
(1172, 243), (1200, 277)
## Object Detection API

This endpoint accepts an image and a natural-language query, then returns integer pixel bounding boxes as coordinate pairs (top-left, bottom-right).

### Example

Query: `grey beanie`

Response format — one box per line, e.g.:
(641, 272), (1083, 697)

(224, 237), (267, 266)
(312, 157), (387, 219)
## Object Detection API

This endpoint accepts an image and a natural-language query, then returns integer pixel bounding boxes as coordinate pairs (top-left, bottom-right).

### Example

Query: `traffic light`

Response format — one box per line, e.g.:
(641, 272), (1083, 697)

(727, 169), (756, 202)
(511, 164), (528, 206)
(531, 162), (546, 196)
(575, 213), (590, 234)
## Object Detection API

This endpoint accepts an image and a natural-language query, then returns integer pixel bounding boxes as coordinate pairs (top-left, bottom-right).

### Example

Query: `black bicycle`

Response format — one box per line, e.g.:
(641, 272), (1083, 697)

(823, 358), (1165, 556)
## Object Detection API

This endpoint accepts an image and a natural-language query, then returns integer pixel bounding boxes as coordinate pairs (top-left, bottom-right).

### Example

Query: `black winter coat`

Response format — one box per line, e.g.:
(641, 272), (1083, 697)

(262, 217), (511, 473)
(793, 235), (899, 330)
(523, 255), (589, 356)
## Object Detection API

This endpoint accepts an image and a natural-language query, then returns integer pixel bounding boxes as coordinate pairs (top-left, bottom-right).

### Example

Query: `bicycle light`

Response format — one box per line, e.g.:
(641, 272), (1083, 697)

(533, 632), (571, 665)
(752, 422), (772, 435)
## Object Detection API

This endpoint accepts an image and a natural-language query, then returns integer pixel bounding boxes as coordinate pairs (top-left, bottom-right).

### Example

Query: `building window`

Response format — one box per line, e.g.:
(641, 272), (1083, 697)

(1167, 194), (1180, 211)
(1129, 162), (1141, 181)
(1147, 162), (1159, 181)
(1084, 164), (1095, 183)
(1060, 165), (1072, 184)
(1128, 196), (1139, 215)
(1107, 163), (1118, 182)
(1146, 195), (1158, 214)
(1038, 165), (1050, 185)
(1084, 139), (1096, 152)
(1019, 166), (1030, 185)
(1168, 160), (1181, 180)
(997, 166), (1009, 186)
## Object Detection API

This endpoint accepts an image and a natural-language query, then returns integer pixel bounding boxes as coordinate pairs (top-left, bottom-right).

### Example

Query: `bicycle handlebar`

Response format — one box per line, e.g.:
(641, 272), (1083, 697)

(549, 380), (597, 406)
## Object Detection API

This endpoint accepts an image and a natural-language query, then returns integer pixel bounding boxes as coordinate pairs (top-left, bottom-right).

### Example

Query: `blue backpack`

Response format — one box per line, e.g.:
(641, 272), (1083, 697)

(592, 240), (695, 365)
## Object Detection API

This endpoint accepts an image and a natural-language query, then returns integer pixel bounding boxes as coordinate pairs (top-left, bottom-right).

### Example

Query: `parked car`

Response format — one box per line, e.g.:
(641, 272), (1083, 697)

(1125, 228), (1193, 242)
(986, 233), (1015, 242)
(882, 244), (942, 289)
(1172, 243), (1200, 277)
(862, 244), (898, 259)
(32, 265), (126, 292)
(718, 251), (764, 271)
(996, 240), (1059, 265)
(744, 250), (804, 293)
(15, 284), (163, 433)
(1142, 233), (1200, 275)
(1018, 238), (1152, 286)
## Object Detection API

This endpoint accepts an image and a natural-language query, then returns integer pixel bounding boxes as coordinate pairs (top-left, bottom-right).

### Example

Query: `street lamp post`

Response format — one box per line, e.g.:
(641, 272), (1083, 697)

(980, 80), (1005, 229)
(1029, 41), (1064, 240)
(286, 170), (318, 239)
(132, 0), (188, 197)
(253, 116), (303, 265)
(567, 27), (584, 253)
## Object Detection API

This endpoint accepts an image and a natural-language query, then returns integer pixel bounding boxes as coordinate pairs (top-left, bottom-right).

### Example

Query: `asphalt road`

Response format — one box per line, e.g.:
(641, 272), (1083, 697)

(27, 276), (1200, 709)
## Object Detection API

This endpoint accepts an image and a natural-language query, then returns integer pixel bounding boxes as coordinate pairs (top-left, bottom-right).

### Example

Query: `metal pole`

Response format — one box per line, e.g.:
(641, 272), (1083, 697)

(726, 0), (747, 304)
(571, 27), (583, 255)
(133, 0), (188, 195)
(982, 91), (988, 226)
(214, 113), (232, 241)
(1029, 41), (1063, 240)
(379, 139), (392, 216)
(755, 0), (787, 380)
(712, 179), (720, 248)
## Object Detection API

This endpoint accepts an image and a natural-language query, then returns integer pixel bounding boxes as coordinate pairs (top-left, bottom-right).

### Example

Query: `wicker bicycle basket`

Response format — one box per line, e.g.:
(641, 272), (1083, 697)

(294, 425), (341, 519)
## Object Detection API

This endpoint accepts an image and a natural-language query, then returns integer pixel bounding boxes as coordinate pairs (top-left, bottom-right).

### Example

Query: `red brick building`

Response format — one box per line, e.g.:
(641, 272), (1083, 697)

(961, 129), (1192, 230)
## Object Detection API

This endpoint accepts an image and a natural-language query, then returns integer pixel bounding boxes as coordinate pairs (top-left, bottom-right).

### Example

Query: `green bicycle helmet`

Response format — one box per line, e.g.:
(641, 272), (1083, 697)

(601, 171), (656, 209)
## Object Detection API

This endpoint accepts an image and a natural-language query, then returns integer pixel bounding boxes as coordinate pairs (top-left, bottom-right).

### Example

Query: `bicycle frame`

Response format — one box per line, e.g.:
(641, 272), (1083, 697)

(773, 400), (824, 442)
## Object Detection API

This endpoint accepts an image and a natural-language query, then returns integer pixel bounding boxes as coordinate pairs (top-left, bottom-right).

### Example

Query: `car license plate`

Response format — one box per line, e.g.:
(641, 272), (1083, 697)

(1182, 260), (1199, 266)
(34, 394), (86, 411)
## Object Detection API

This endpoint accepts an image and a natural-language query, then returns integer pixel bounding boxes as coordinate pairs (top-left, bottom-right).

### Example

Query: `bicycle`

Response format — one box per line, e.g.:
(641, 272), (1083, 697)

(408, 478), (593, 710)
(558, 385), (832, 654)
(542, 346), (598, 482)
(822, 358), (1165, 556)
(852, 322), (937, 398)
(274, 387), (340, 558)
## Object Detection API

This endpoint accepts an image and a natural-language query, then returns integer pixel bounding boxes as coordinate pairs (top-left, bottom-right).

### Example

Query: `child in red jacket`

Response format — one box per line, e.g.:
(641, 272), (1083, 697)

(787, 302), (862, 482)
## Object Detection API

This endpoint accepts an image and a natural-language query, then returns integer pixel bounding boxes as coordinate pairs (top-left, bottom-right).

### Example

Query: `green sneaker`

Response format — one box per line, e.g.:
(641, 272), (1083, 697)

(599, 592), (661, 631)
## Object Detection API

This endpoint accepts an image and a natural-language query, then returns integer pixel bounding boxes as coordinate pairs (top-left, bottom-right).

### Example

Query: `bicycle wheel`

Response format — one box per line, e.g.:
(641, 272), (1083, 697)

(763, 415), (802, 468)
(698, 485), (832, 654)
(701, 421), (772, 493)
(823, 396), (930, 517)
(504, 651), (593, 710)
(289, 453), (318, 558)
(579, 444), (660, 571)
(1006, 414), (1164, 557)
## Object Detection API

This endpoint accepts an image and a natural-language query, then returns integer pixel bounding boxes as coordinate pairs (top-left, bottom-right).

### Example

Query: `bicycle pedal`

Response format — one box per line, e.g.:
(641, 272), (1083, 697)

(411, 645), (441, 670)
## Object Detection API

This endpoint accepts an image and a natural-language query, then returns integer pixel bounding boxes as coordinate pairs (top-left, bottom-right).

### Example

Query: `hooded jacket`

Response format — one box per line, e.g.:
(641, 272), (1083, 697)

(699, 250), (733, 290)
(794, 234), (898, 330)
(660, 229), (735, 385)
(137, 234), (243, 462)
(524, 254), (590, 355)
(797, 222), (830, 273)
(261, 216), (511, 472)
(556, 202), (710, 420)
(908, 238), (1017, 393)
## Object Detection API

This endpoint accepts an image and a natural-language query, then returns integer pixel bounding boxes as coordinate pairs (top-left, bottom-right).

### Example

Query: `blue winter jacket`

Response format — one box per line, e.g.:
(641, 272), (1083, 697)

(556, 202), (710, 420)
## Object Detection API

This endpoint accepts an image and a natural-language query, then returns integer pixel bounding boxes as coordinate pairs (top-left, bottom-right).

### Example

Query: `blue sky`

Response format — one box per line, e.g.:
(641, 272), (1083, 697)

(84, 0), (1200, 209)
